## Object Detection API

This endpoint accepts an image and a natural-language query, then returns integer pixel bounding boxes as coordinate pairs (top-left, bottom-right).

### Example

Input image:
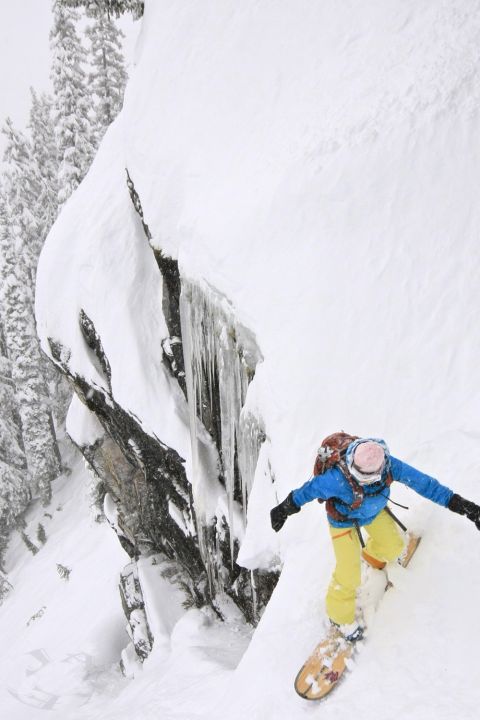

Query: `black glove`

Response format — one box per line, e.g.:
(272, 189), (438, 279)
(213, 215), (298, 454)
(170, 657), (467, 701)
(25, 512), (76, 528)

(448, 493), (480, 530)
(270, 492), (301, 532)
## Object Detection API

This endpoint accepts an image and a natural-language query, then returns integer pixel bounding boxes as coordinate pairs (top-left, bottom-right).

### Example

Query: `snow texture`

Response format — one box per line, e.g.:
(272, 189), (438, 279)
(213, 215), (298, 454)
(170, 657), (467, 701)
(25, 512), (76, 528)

(29, 0), (480, 717)
(66, 393), (104, 448)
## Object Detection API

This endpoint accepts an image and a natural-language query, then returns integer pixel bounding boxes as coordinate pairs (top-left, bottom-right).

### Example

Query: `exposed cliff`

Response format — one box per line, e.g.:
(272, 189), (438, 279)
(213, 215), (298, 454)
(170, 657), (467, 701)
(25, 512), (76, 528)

(36, 110), (279, 661)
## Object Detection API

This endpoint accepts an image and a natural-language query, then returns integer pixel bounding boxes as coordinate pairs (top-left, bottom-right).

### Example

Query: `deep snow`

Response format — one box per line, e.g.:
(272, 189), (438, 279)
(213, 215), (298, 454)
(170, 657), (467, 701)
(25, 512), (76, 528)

(26, 0), (480, 717)
(0, 458), (252, 720)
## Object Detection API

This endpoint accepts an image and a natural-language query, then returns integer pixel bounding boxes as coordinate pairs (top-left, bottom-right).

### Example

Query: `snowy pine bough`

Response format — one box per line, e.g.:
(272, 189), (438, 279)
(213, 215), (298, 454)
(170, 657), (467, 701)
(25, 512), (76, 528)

(55, 0), (144, 20)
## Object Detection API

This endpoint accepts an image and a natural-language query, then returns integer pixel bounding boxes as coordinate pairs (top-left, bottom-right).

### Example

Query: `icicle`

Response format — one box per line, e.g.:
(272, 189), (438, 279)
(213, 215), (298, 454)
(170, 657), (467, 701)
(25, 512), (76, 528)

(179, 283), (211, 587)
(179, 278), (264, 575)
(237, 410), (265, 524)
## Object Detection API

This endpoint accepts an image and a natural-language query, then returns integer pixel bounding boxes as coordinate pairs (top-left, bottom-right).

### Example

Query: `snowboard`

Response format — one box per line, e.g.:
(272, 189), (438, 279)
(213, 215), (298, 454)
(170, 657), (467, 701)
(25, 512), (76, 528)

(294, 628), (355, 700)
(294, 532), (421, 701)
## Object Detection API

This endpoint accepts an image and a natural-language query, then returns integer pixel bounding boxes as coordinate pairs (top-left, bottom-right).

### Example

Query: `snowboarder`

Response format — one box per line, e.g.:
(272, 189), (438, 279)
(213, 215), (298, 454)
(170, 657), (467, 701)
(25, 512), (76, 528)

(270, 436), (480, 642)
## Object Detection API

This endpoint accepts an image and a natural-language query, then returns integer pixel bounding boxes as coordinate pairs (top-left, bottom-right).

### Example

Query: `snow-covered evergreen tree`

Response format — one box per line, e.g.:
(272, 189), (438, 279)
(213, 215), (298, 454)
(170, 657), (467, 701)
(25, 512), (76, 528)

(86, 12), (128, 144)
(28, 89), (59, 238)
(1, 118), (43, 287)
(28, 90), (73, 430)
(50, 0), (95, 206)
(0, 180), (62, 507)
(57, 0), (143, 20)
(0, 315), (29, 563)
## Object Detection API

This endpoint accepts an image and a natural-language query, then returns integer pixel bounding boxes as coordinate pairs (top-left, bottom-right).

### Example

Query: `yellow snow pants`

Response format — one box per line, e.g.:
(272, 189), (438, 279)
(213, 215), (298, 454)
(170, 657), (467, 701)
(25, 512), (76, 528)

(326, 510), (405, 625)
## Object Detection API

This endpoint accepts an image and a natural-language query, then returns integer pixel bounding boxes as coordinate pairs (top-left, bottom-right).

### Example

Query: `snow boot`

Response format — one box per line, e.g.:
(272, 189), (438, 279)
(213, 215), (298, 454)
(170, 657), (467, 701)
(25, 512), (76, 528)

(330, 620), (364, 643)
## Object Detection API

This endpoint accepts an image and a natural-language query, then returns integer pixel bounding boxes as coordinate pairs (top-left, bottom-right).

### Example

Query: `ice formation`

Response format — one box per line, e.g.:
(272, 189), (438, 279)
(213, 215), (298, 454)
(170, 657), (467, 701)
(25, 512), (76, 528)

(180, 278), (264, 565)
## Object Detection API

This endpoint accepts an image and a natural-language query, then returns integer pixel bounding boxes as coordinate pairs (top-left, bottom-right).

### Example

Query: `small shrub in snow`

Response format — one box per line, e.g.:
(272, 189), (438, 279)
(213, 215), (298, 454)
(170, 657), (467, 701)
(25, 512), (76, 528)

(0, 573), (13, 605)
(21, 532), (39, 555)
(27, 606), (46, 626)
(56, 563), (71, 581)
(37, 523), (47, 545)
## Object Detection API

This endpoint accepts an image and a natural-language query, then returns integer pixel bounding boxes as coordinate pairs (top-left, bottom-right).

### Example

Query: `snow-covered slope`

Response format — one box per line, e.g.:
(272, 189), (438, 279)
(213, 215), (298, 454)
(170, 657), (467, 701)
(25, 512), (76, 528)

(0, 460), (251, 720)
(0, 460), (128, 719)
(30, 0), (480, 717)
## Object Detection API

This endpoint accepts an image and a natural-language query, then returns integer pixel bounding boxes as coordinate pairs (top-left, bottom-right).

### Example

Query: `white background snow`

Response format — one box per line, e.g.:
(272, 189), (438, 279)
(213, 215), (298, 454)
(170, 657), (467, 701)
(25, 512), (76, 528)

(4, 0), (480, 717)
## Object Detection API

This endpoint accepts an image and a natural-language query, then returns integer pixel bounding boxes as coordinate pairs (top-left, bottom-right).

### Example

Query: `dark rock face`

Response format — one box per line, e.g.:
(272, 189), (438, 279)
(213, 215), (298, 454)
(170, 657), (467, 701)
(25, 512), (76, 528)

(126, 170), (186, 395)
(47, 171), (279, 664)
(50, 331), (207, 611)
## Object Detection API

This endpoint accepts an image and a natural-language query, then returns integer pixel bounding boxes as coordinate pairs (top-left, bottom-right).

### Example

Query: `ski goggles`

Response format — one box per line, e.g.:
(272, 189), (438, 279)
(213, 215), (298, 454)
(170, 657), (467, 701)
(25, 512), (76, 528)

(350, 460), (385, 485)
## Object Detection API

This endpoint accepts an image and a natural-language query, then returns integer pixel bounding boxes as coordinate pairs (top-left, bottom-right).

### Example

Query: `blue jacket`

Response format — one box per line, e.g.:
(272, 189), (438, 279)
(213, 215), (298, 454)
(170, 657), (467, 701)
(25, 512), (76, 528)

(292, 444), (454, 528)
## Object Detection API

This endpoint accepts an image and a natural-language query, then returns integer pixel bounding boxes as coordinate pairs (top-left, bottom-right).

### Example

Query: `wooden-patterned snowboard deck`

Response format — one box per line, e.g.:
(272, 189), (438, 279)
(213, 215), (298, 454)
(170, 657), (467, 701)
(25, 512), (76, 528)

(294, 630), (354, 701)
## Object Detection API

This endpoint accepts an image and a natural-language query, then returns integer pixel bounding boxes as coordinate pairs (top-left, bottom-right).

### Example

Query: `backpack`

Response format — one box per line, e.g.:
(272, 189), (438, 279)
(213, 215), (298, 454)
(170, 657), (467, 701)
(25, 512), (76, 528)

(313, 432), (392, 522)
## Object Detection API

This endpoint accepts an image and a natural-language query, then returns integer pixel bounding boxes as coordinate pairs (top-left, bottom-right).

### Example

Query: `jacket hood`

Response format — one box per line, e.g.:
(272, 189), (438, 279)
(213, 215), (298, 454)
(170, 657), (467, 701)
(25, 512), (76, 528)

(345, 437), (391, 479)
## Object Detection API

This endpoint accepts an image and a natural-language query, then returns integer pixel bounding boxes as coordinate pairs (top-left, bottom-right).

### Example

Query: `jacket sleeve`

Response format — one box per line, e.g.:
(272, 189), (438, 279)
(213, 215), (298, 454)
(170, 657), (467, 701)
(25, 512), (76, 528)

(291, 469), (337, 507)
(389, 456), (454, 507)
